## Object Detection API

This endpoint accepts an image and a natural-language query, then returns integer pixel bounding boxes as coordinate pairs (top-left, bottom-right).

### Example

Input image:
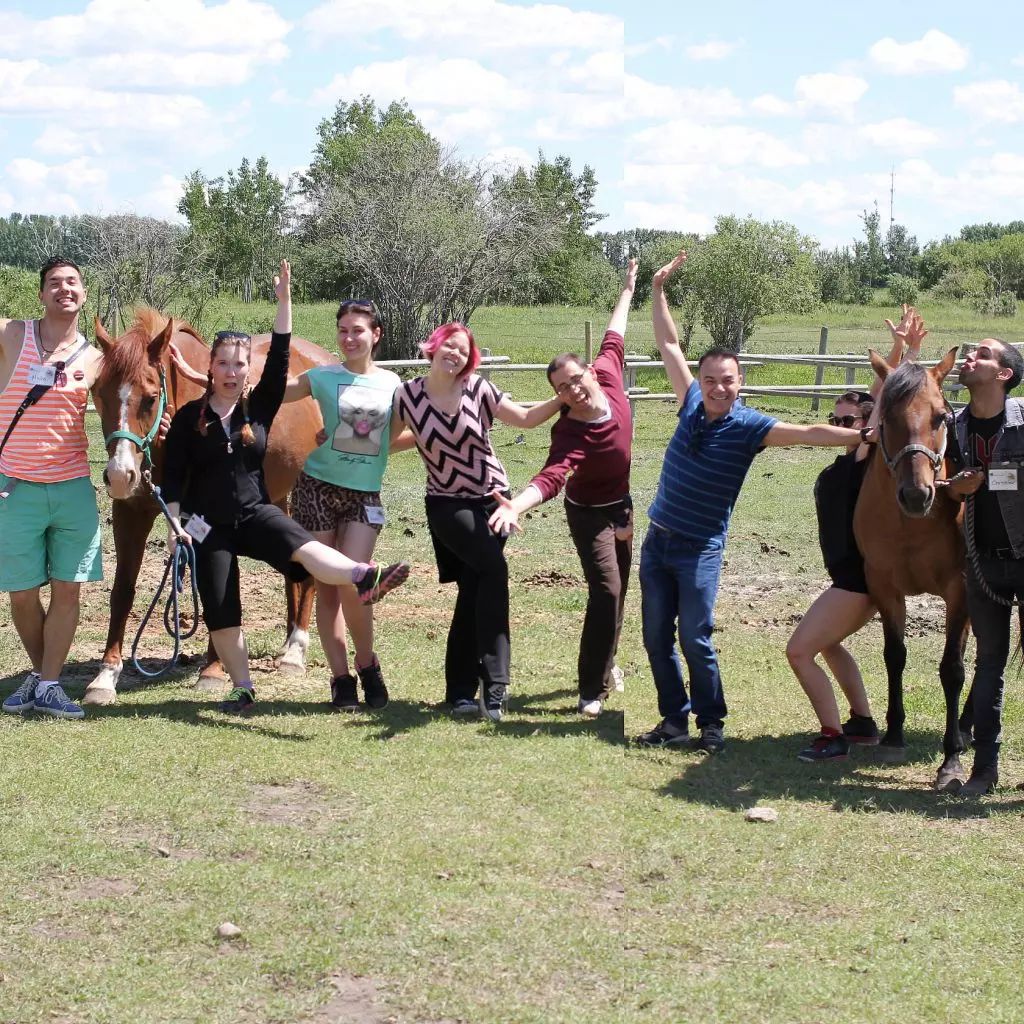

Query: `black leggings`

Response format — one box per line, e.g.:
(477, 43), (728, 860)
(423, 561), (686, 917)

(192, 504), (311, 631)
(426, 495), (509, 702)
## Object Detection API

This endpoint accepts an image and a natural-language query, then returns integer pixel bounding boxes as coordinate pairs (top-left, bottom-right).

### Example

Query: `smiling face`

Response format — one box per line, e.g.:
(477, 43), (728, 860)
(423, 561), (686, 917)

(39, 264), (86, 318)
(698, 354), (742, 418)
(210, 342), (250, 401)
(432, 329), (471, 377)
(550, 357), (601, 411)
(337, 311), (381, 362)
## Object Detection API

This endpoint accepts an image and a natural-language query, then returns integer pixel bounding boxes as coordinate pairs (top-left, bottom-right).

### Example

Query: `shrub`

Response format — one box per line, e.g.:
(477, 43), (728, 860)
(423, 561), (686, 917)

(972, 292), (1017, 318)
(886, 273), (919, 307)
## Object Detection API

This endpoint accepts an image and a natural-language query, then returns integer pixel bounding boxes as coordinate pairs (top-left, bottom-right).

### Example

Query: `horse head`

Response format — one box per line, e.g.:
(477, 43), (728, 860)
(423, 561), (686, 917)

(869, 346), (959, 518)
(93, 310), (176, 500)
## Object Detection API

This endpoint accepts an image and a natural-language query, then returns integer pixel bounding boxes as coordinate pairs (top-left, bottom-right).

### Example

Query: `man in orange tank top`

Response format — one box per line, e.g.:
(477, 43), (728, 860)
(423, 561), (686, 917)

(0, 258), (105, 719)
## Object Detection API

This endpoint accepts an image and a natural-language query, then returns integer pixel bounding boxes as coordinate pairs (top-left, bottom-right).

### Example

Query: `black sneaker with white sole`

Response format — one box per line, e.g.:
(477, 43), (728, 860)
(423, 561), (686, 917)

(634, 718), (690, 748)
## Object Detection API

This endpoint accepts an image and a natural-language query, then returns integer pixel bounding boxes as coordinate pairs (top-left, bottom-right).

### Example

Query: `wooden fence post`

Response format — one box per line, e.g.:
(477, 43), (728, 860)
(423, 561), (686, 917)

(845, 357), (856, 389)
(479, 347), (490, 382)
(811, 327), (829, 412)
(584, 320), (593, 364)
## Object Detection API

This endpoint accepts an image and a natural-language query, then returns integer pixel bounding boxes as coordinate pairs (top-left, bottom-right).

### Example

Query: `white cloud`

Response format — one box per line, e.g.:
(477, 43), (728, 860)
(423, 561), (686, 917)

(303, 0), (621, 51)
(312, 58), (530, 111)
(70, 50), (284, 90)
(535, 94), (624, 140)
(482, 146), (536, 175)
(1, 156), (110, 215)
(629, 120), (810, 169)
(625, 76), (743, 120)
(625, 36), (674, 58)
(868, 29), (969, 76)
(0, 0), (291, 60)
(686, 40), (742, 62)
(562, 52), (623, 94)
(793, 74), (869, 121)
(623, 200), (714, 234)
(953, 80), (1024, 124)
(750, 94), (797, 117)
(422, 106), (504, 146)
(131, 174), (186, 220)
(33, 126), (104, 157)
(858, 118), (941, 154)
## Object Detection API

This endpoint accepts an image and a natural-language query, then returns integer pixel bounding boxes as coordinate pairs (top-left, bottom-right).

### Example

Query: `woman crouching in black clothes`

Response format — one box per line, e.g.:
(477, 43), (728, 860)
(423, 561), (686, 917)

(161, 260), (409, 713)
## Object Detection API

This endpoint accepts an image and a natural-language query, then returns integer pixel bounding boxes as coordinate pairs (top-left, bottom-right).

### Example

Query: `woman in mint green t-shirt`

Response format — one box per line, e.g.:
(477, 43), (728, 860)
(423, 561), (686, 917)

(284, 300), (413, 712)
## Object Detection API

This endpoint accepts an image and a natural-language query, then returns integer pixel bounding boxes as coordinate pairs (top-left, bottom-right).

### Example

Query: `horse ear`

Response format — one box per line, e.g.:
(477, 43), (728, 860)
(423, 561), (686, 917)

(148, 318), (174, 363)
(868, 349), (891, 381)
(95, 317), (114, 353)
(930, 345), (959, 384)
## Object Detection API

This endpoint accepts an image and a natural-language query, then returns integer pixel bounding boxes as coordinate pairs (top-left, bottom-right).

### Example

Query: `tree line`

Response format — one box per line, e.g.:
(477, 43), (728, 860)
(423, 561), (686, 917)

(1, 95), (1021, 356)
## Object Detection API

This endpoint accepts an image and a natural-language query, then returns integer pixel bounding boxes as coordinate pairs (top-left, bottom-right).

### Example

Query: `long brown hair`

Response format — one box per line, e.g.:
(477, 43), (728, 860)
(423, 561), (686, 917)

(197, 332), (255, 446)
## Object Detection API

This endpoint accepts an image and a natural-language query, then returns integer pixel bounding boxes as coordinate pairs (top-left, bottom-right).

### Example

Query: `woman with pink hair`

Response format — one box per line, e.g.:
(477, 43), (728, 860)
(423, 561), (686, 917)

(394, 323), (561, 721)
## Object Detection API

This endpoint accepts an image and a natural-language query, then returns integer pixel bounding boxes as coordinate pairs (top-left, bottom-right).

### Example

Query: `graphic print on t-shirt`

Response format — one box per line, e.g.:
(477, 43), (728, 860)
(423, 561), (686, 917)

(332, 382), (389, 457)
(968, 421), (1001, 469)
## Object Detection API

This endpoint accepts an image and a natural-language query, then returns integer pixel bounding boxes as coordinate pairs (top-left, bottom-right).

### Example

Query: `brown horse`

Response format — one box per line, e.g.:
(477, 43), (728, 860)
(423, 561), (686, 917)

(854, 347), (971, 790)
(83, 308), (333, 705)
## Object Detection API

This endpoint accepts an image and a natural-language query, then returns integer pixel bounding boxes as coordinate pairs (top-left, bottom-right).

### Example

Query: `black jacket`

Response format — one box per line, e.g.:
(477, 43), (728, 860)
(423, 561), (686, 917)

(162, 331), (290, 525)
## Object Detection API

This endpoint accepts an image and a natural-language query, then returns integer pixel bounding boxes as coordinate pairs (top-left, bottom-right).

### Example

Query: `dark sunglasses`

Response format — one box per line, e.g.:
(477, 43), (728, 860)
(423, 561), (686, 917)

(828, 414), (862, 427)
(338, 299), (378, 314)
(688, 415), (707, 455)
(214, 330), (252, 343)
(53, 360), (67, 388)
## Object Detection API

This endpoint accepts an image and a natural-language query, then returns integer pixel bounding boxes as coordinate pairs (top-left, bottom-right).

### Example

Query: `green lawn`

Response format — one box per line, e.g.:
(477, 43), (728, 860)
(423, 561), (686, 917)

(3, 378), (1024, 1021)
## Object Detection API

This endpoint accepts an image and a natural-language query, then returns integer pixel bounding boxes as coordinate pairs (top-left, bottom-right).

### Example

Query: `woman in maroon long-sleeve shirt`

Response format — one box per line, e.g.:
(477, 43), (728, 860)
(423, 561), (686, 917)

(489, 260), (638, 717)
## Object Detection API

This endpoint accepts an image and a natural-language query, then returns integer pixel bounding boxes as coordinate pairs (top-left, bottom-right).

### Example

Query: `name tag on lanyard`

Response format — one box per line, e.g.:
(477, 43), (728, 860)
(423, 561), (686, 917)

(988, 463), (1019, 491)
(27, 364), (56, 387)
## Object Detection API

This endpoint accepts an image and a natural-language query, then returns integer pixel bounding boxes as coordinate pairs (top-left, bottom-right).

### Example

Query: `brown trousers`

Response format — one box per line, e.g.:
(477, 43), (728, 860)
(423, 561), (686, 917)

(564, 498), (633, 701)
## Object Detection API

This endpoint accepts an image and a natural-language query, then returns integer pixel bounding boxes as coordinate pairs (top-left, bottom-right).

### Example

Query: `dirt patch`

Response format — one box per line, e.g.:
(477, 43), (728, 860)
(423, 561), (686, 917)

(68, 877), (138, 900)
(301, 973), (462, 1024)
(520, 569), (584, 588)
(27, 920), (89, 942)
(244, 780), (349, 828)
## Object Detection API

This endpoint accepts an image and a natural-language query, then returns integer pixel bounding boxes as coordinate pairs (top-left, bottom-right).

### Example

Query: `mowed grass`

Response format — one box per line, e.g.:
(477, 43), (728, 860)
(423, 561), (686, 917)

(3, 308), (1024, 1022)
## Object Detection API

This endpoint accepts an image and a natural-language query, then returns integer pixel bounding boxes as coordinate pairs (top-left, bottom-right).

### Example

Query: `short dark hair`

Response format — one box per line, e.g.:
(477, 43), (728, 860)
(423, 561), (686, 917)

(697, 346), (741, 373)
(336, 298), (383, 351)
(39, 257), (83, 292)
(546, 352), (585, 384)
(994, 340), (1024, 392)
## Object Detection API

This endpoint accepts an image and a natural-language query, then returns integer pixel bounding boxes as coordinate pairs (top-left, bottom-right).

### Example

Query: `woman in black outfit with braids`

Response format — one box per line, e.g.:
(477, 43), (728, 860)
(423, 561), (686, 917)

(162, 261), (408, 712)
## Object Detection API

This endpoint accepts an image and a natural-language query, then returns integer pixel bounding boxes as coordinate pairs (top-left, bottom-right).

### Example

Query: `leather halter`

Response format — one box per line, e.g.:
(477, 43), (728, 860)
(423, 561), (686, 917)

(878, 412), (949, 474)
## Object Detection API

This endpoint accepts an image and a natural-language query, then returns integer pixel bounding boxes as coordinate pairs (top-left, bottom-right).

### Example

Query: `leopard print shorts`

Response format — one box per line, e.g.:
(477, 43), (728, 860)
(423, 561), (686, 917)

(291, 472), (384, 535)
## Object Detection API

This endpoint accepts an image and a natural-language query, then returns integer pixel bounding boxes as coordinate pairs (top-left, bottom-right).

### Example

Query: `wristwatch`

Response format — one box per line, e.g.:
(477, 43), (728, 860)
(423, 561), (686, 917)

(860, 426), (874, 443)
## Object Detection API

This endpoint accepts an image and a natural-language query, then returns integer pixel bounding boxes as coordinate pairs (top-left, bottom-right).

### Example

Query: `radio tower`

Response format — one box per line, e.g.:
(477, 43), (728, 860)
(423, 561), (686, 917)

(889, 166), (895, 226)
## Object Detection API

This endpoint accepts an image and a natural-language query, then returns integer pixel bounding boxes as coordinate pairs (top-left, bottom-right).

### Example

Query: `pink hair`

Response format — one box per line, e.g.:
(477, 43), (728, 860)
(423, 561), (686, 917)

(420, 322), (481, 377)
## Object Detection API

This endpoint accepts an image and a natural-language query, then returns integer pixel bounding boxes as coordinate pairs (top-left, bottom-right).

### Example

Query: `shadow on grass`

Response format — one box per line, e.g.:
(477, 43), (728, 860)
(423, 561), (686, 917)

(647, 731), (1024, 820)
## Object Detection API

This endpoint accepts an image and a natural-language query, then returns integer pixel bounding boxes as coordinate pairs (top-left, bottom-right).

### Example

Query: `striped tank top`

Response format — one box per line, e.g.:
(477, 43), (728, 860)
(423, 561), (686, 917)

(0, 320), (91, 482)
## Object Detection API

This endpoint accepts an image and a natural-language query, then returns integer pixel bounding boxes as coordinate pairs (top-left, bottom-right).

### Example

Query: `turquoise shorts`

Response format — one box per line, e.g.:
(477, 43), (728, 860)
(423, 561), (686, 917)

(0, 474), (103, 592)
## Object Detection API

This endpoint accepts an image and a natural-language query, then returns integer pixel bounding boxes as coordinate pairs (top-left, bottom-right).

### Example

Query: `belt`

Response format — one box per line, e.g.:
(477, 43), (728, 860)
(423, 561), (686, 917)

(979, 547), (1018, 561)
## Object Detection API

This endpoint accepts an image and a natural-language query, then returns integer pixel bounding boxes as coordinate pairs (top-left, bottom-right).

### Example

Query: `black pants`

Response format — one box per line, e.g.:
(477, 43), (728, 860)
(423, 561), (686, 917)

(965, 554), (1024, 769)
(426, 495), (509, 702)
(193, 504), (311, 631)
(565, 498), (632, 701)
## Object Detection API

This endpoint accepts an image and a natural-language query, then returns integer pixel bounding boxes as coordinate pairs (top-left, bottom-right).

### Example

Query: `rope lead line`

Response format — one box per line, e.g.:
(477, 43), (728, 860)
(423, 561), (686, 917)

(130, 476), (200, 679)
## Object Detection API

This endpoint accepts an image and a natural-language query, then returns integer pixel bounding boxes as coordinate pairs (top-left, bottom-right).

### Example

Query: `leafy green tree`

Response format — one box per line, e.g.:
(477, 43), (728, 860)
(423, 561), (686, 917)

(884, 223), (920, 280)
(684, 216), (818, 349)
(815, 246), (867, 304)
(887, 273), (918, 307)
(853, 203), (886, 290)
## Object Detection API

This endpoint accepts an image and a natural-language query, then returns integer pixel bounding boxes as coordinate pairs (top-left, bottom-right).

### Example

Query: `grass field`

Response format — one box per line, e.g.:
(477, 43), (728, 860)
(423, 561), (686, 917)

(3, 304), (1024, 1023)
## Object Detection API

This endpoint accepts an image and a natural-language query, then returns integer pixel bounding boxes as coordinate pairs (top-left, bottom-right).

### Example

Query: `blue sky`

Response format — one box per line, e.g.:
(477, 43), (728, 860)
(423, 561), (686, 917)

(1, 0), (1022, 249)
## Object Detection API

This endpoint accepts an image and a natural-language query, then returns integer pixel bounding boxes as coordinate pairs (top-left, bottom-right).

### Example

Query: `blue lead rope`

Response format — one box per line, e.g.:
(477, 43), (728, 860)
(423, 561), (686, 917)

(130, 480), (200, 679)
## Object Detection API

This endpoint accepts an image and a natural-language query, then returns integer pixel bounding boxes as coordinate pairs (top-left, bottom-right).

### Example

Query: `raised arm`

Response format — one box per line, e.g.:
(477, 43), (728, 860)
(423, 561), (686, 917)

(494, 392), (563, 429)
(876, 305), (928, 397)
(250, 259), (292, 416)
(606, 258), (638, 339)
(651, 250), (693, 404)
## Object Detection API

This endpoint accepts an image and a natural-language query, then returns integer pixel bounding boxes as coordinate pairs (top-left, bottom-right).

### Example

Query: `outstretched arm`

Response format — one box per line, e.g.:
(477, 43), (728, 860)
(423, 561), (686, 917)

(488, 486), (545, 537)
(651, 250), (693, 404)
(169, 342), (208, 386)
(606, 258), (638, 339)
(494, 393), (563, 429)
(283, 371), (312, 404)
(765, 422), (872, 448)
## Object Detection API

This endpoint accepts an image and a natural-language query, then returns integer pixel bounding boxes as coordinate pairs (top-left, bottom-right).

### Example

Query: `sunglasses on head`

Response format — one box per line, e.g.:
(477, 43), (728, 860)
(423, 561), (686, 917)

(214, 330), (252, 344)
(338, 299), (378, 314)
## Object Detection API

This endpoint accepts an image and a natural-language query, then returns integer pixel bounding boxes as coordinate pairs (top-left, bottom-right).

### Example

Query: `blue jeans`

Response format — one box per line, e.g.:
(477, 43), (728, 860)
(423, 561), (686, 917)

(639, 524), (726, 730)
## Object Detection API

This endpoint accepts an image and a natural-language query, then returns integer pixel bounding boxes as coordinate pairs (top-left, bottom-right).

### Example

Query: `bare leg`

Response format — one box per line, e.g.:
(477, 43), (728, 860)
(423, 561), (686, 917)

(209, 627), (251, 686)
(822, 642), (873, 718)
(40, 581), (82, 680)
(786, 588), (875, 732)
(306, 528), (351, 677)
(291, 541), (361, 586)
(336, 522), (379, 668)
(8, 587), (45, 673)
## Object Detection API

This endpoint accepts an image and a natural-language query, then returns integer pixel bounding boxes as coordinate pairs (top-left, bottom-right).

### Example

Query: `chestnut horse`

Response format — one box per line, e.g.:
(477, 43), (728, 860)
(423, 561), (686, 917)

(83, 308), (333, 706)
(854, 347), (971, 791)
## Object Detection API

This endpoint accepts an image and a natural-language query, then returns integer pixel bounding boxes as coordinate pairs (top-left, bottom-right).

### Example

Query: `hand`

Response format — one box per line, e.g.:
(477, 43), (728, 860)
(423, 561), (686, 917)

(315, 427), (328, 446)
(614, 508), (634, 544)
(169, 342), (207, 385)
(937, 468), (984, 497)
(487, 490), (522, 537)
(653, 250), (686, 291)
(884, 304), (928, 360)
(274, 259), (291, 304)
(167, 520), (191, 555)
(624, 257), (638, 293)
(158, 410), (172, 442)
(859, 425), (878, 444)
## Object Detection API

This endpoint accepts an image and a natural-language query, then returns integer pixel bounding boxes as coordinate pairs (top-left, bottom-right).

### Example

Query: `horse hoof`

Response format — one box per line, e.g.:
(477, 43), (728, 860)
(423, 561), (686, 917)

(876, 744), (908, 764)
(276, 657), (306, 678)
(82, 685), (118, 707)
(195, 673), (229, 694)
(935, 769), (965, 793)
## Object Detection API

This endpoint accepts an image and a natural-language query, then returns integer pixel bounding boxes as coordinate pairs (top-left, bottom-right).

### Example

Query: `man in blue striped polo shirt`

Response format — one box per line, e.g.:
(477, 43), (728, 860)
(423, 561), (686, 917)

(636, 252), (872, 753)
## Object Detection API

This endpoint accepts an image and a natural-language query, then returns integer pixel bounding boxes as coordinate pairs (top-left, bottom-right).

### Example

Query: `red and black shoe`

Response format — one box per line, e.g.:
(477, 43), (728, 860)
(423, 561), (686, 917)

(355, 561), (410, 605)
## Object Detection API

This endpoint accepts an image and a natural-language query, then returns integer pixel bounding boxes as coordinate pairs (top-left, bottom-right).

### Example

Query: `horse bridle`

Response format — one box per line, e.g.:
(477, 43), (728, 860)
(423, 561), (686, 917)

(878, 408), (950, 474)
(104, 367), (168, 471)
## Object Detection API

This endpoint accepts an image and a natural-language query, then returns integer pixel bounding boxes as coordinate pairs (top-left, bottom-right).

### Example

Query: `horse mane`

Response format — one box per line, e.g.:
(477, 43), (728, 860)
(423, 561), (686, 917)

(95, 307), (175, 388)
(881, 361), (930, 410)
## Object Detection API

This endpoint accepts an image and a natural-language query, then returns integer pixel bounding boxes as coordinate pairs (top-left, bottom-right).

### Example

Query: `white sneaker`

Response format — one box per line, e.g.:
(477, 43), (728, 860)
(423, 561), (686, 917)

(611, 665), (625, 693)
(579, 698), (603, 718)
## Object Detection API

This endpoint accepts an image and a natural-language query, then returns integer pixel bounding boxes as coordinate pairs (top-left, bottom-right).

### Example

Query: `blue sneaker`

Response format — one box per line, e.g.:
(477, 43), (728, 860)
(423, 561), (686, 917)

(33, 683), (85, 720)
(2, 673), (40, 715)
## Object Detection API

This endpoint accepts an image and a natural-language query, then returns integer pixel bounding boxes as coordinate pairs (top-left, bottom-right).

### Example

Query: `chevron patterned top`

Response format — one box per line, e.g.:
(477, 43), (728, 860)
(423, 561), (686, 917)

(395, 374), (511, 497)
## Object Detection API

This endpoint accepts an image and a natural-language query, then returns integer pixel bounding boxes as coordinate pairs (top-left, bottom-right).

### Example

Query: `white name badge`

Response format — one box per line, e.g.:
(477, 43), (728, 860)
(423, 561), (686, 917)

(988, 467), (1018, 491)
(365, 505), (386, 526)
(27, 364), (56, 387)
(184, 515), (212, 542)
